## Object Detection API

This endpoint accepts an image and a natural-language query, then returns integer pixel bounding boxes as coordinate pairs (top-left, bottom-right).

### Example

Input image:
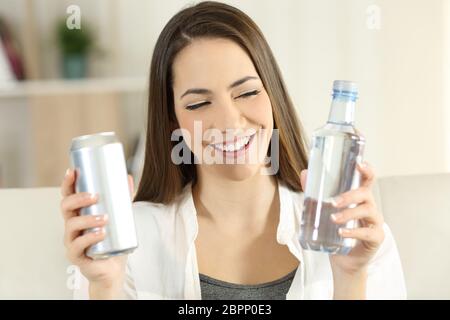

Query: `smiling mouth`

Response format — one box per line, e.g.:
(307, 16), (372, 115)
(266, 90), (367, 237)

(209, 132), (256, 153)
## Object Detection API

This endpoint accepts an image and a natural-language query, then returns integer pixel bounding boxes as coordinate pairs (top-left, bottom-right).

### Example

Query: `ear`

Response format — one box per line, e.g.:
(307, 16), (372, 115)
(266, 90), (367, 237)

(300, 169), (308, 192)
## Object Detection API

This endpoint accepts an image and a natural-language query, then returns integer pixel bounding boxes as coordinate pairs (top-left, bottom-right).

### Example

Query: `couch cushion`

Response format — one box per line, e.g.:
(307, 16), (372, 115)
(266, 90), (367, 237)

(376, 173), (450, 299)
(0, 187), (73, 299)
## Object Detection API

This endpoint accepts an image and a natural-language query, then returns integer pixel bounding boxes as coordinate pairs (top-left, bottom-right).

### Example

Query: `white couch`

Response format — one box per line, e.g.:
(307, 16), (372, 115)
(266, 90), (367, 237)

(1, 173), (449, 299)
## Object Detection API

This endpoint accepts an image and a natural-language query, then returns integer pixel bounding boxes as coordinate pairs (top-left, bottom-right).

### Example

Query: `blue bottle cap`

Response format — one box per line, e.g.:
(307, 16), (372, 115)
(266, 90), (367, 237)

(332, 80), (358, 101)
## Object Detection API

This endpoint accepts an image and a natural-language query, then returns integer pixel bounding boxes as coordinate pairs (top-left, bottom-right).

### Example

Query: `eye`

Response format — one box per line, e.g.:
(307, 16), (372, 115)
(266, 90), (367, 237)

(185, 101), (211, 110)
(237, 89), (261, 99)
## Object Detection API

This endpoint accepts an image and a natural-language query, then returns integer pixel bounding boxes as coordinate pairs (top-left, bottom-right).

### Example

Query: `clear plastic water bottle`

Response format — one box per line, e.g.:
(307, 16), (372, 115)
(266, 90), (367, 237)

(299, 80), (365, 255)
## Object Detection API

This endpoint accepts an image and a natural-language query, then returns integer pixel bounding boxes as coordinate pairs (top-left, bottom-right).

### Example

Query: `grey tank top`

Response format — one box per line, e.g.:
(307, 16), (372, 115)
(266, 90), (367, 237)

(199, 267), (297, 300)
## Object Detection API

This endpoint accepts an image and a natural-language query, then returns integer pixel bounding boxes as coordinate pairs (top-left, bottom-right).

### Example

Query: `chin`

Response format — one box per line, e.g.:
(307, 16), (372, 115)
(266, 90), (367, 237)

(213, 163), (262, 182)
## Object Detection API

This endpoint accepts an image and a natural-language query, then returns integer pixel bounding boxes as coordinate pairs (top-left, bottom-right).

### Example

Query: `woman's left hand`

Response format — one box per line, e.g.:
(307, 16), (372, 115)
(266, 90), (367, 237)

(300, 161), (385, 276)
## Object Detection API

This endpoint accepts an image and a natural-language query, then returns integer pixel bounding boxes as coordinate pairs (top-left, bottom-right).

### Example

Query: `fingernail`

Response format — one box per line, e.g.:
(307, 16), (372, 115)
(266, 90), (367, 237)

(358, 162), (366, 169)
(339, 228), (349, 236)
(65, 168), (71, 177)
(95, 228), (105, 235)
(88, 193), (97, 200)
(94, 214), (108, 221)
(330, 213), (341, 222)
(331, 196), (343, 207)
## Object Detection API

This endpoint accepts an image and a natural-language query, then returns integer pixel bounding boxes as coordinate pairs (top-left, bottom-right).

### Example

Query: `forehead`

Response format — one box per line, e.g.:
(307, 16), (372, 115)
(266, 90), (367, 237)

(172, 38), (257, 90)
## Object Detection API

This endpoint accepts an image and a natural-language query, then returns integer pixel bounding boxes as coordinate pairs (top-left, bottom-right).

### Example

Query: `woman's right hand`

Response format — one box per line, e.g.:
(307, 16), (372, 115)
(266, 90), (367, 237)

(60, 168), (134, 292)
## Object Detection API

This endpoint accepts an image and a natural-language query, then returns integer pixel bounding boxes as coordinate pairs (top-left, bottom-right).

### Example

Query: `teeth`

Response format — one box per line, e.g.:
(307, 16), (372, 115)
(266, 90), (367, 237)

(212, 135), (251, 152)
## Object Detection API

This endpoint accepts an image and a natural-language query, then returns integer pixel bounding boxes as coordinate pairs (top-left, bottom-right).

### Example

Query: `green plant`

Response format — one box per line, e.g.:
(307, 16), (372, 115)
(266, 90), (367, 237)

(56, 19), (93, 55)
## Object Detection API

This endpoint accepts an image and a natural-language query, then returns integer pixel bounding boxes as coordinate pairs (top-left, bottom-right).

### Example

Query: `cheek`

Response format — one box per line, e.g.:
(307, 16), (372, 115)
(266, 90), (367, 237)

(174, 108), (208, 153)
(174, 108), (193, 147)
(243, 91), (274, 135)
(250, 92), (274, 151)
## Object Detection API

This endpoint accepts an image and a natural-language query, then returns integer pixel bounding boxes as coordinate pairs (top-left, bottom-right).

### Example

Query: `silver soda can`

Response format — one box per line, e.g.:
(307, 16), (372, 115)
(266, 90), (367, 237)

(70, 132), (138, 259)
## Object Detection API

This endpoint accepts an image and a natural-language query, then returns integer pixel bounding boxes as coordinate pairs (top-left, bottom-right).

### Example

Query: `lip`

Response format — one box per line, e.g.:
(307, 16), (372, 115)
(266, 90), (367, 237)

(210, 132), (256, 159)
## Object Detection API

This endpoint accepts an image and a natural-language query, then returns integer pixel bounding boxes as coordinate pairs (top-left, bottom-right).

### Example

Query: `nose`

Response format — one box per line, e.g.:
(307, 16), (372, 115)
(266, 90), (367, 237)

(213, 97), (246, 133)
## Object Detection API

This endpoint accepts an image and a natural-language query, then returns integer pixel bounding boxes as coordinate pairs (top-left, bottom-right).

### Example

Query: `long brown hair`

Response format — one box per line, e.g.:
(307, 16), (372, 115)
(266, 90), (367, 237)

(134, 1), (309, 204)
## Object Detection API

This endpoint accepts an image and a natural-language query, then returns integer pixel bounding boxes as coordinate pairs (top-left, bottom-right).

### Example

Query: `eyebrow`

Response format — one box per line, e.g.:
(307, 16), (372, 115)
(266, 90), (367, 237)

(179, 76), (259, 99)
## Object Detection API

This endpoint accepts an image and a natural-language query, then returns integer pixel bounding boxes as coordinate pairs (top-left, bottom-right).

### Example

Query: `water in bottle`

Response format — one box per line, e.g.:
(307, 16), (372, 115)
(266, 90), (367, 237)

(299, 80), (365, 255)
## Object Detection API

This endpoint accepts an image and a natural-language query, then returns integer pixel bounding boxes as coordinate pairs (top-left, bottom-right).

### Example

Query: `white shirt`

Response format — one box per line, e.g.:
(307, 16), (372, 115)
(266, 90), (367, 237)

(74, 179), (407, 300)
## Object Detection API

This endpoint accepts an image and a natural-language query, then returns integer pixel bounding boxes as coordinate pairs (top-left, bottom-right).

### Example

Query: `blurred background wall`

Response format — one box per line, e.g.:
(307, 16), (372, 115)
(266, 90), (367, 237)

(0, 0), (449, 188)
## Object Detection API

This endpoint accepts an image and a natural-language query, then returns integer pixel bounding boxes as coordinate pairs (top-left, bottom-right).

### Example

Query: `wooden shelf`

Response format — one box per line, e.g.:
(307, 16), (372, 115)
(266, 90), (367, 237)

(0, 76), (146, 187)
(0, 77), (147, 98)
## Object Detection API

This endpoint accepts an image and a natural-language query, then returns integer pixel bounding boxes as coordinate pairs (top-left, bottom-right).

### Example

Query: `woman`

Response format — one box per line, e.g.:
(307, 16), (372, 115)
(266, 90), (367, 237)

(60, 1), (406, 299)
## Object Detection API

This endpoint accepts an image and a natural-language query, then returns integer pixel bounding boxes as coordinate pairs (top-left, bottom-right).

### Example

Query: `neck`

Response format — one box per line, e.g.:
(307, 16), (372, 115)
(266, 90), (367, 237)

(192, 168), (279, 234)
